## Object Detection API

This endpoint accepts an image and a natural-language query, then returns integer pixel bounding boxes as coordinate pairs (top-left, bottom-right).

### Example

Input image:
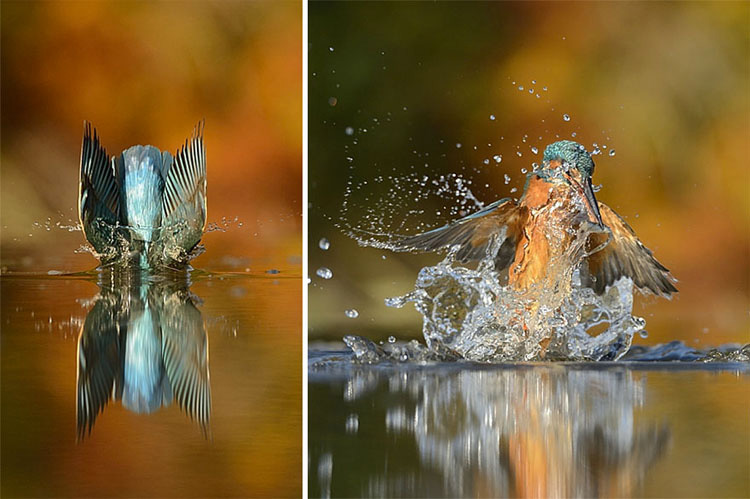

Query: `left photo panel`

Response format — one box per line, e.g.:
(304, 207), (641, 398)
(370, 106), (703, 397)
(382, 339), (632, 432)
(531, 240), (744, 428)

(0, 1), (302, 497)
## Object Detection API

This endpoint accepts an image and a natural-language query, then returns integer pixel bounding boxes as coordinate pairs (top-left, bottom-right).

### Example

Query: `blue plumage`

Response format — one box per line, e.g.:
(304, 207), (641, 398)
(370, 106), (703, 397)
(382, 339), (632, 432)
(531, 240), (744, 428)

(79, 122), (207, 268)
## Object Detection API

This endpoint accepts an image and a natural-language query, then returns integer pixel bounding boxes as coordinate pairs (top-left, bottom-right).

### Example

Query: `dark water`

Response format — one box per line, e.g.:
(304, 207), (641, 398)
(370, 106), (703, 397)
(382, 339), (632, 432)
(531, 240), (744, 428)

(1, 269), (301, 498)
(308, 348), (749, 498)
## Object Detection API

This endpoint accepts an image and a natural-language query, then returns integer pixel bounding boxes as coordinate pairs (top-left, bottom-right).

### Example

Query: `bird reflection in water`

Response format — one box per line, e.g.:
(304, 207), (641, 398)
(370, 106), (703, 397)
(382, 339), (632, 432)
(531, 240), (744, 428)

(76, 270), (211, 441)
(313, 366), (669, 498)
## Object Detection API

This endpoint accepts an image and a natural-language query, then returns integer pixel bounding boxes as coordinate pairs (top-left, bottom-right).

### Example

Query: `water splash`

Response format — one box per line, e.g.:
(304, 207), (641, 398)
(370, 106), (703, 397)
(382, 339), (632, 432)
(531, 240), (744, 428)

(381, 222), (644, 362)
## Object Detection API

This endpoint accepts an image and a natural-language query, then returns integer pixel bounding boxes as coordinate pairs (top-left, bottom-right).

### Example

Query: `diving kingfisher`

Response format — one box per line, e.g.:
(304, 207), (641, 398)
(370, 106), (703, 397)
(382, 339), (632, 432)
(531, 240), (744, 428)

(393, 140), (677, 298)
(78, 121), (207, 269)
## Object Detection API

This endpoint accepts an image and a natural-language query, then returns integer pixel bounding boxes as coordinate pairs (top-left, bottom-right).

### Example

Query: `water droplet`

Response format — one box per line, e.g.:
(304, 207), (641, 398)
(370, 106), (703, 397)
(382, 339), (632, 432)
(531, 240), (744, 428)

(329, 46), (334, 52)
(345, 309), (359, 318)
(571, 132), (577, 138)
(319, 238), (330, 250)
(639, 330), (648, 338)
(521, 168), (528, 174)
(531, 146), (538, 154)
(345, 126), (354, 136)
(516, 151), (522, 157)
(455, 143), (462, 148)
(489, 114), (496, 121)
(504, 174), (511, 184)
(510, 187), (518, 193)
(609, 149), (616, 157)
(518, 85), (524, 91)
(493, 155), (502, 163)
(388, 336), (396, 343)
(531, 79), (537, 84)
(328, 97), (337, 106)
(316, 267), (333, 279)
(563, 113), (570, 122)
(345, 414), (359, 433)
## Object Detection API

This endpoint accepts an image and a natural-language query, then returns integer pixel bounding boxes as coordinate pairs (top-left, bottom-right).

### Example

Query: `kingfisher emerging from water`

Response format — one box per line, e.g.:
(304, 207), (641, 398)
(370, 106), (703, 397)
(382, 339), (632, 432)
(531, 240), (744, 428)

(393, 140), (677, 298)
(78, 121), (207, 269)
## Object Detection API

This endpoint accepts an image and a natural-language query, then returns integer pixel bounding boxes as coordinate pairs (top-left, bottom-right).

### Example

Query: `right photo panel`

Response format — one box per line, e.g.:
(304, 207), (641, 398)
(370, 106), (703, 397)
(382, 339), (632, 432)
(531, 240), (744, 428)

(308, 2), (750, 498)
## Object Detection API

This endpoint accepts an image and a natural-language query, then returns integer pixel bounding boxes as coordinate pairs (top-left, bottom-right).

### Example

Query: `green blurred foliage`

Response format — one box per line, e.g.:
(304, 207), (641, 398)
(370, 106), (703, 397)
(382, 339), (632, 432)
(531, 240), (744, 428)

(1, 0), (301, 272)
(309, 1), (749, 346)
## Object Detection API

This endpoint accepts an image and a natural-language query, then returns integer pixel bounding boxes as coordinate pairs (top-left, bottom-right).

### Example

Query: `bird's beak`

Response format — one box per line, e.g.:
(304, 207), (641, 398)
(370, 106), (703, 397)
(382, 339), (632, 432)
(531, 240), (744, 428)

(564, 171), (604, 228)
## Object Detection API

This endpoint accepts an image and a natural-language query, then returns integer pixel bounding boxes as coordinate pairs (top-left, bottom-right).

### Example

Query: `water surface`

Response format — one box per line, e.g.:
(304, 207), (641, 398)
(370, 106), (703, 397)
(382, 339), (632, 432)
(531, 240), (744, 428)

(2, 268), (301, 497)
(309, 347), (749, 498)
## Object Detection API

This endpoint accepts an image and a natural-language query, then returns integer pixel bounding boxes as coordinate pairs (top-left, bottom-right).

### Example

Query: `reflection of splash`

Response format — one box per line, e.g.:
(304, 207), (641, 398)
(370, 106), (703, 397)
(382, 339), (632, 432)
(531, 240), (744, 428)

(313, 363), (669, 498)
(76, 270), (211, 441)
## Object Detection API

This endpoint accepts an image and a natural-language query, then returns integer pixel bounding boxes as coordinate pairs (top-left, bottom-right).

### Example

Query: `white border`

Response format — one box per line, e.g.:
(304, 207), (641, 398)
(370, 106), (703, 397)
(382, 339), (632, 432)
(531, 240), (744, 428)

(301, 0), (309, 495)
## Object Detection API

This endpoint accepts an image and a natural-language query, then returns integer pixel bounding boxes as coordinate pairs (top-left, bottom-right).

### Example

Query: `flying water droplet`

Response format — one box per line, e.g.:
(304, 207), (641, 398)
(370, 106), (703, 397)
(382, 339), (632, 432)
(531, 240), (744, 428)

(489, 114), (496, 121)
(531, 146), (538, 154)
(456, 143), (462, 149)
(345, 126), (354, 136)
(388, 336), (396, 343)
(345, 414), (359, 434)
(504, 174), (511, 184)
(345, 309), (359, 318)
(493, 155), (502, 163)
(319, 238), (330, 250)
(563, 113), (571, 122)
(316, 267), (333, 279)
(609, 149), (616, 157)
(483, 158), (489, 165)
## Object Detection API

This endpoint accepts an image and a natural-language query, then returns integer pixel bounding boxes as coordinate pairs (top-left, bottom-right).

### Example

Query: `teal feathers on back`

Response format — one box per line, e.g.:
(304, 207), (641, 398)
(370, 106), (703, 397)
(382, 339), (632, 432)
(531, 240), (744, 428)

(78, 121), (207, 269)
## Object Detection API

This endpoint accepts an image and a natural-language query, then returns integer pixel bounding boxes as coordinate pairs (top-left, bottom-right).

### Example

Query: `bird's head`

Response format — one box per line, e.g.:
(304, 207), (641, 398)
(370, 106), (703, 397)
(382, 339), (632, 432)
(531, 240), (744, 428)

(540, 140), (603, 227)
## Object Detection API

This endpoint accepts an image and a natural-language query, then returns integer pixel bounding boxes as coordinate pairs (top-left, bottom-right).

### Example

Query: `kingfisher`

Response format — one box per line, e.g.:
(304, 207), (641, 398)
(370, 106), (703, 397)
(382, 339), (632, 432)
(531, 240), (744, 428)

(78, 121), (207, 269)
(76, 274), (211, 440)
(393, 140), (677, 298)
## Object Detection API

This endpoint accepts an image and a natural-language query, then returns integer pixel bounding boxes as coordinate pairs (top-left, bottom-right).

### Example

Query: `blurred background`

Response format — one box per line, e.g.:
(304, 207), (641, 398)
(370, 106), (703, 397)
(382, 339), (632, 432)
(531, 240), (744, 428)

(1, 0), (301, 273)
(309, 1), (749, 347)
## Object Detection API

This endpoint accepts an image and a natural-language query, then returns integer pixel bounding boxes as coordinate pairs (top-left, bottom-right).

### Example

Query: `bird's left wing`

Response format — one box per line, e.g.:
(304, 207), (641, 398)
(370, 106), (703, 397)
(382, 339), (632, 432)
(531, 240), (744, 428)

(79, 122), (120, 253)
(583, 202), (677, 297)
(76, 297), (123, 441)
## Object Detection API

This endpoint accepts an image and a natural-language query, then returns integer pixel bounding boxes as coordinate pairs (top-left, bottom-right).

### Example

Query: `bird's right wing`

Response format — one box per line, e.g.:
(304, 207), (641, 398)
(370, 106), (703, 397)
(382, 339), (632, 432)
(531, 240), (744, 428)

(161, 121), (207, 252)
(79, 122), (120, 253)
(391, 198), (527, 271)
(160, 291), (211, 437)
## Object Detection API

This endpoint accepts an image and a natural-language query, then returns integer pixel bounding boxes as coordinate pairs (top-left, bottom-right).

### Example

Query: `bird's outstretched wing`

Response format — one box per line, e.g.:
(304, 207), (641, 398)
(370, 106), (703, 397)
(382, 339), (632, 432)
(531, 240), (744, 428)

(583, 202), (677, 297)
(79, 122), (120, 253)
(161, 120), (207, 252)
(76, 296), (124, 441)
(391, 198), (527, 271)
(160, 291), (211, 437)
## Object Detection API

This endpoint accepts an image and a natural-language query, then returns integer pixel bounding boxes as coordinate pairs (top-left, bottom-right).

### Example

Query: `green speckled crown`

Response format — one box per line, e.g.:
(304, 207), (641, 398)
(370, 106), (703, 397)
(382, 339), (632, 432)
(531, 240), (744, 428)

(543, 140), (595, 177)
